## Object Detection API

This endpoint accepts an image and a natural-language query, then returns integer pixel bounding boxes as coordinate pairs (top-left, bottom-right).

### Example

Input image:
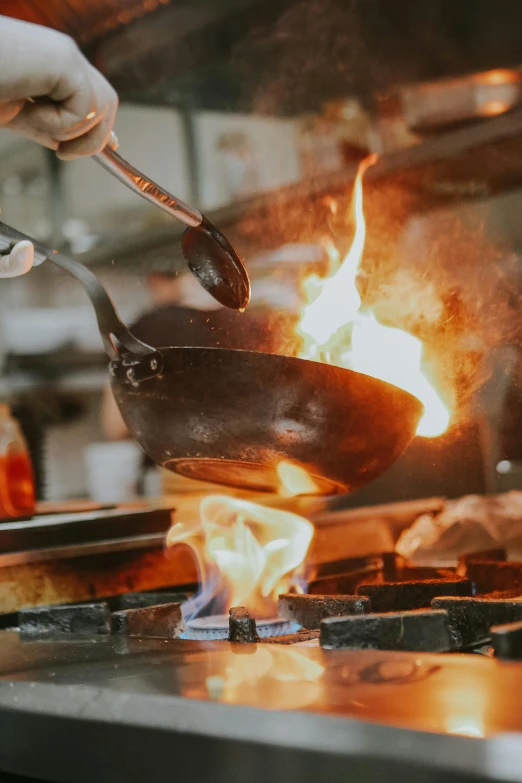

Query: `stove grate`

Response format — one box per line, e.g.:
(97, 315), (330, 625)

(112, 602), (184, 638)
(491, 619), (522, 659)
(19, 603), (110, 637)
(278, 594), (369, 630)
(320, 609), (455, 652)
(280, 548), (522, 654)
(16, 548), (522, 654)
(19, 597), (184, 640)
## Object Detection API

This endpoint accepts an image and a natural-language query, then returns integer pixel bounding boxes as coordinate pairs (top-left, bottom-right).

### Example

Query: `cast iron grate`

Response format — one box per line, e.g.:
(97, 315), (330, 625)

(18, 589), (192, 640)
(16, 549), (522, 654)
(281, 549), (522, 654)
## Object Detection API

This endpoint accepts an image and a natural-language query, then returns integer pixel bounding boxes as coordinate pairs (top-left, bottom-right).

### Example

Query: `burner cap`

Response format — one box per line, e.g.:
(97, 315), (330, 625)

(185, 615), (295, 641)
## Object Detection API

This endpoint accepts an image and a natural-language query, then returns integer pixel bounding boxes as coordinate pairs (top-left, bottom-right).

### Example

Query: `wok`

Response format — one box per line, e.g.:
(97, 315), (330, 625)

(0, 221), (423, 496)
(112, 348), (422, 494)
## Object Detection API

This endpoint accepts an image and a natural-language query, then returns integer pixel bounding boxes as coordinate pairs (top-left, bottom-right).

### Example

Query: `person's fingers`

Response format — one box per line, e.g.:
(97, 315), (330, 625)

(56, 111), (113, 159)
(57, 70), (118, 159)
(5, 111), (59, 150)
(0, 18), (118, 157)
(39, 58), (100, 141)
(8, 65), (102, 144)
(11, 84), (99, 143)
(34, 63), (116, 143)
(9, 68), (118, 159)
(0, 19), (98, 138)
(0, 241), (34, 278)
(6, 74), (117, 155)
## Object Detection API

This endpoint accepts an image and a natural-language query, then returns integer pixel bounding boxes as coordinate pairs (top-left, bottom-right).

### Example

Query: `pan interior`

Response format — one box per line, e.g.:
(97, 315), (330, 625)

(164, 458), (346, 495)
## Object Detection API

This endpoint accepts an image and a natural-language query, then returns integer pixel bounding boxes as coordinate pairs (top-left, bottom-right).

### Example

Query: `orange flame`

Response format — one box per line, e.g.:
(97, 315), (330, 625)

(480, 99), (510, 116)
(296, 155), (449, 438)
(166, 462), (314, 617)
(277, 460), (319, 497)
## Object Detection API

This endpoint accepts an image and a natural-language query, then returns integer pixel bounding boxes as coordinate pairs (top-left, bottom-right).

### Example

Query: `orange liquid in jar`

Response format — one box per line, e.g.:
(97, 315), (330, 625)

(0, 449), (35, 518)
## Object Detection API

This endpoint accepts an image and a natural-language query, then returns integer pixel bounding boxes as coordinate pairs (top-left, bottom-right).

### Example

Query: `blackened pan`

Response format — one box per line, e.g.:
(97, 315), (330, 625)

(111, 347), (422, 495)
(0, 221), (423, 496)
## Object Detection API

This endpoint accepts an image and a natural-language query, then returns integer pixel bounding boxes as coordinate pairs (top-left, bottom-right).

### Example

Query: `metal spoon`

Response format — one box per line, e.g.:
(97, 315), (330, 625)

(24, 98), (250, 310)
(93, 134), (250, 310)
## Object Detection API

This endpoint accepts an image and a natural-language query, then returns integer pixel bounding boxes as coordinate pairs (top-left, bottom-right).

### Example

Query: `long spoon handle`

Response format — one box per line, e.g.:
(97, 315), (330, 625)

(93, 132), (203, 228)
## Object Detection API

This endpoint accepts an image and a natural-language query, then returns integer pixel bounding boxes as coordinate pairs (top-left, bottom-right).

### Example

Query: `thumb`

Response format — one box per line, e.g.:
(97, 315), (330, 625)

(0, 241), (34, 277)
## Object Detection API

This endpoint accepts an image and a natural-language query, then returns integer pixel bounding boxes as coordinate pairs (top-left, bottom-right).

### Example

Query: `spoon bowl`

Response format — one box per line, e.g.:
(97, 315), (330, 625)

(95, 145), (250, 310)
(182, 219), (250, 310)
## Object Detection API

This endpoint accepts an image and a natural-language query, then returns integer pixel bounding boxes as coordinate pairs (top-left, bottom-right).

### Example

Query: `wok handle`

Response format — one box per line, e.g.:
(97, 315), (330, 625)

(0, 219), (159, 369)
(47, 254), (164, 383)
(0, 220), (55, 268)
(48, 253), (156, 361)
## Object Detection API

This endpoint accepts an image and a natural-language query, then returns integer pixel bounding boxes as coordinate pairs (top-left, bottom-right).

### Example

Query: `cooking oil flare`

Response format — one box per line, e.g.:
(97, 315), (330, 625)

(277, 460), (319, 497)
(296, 154), (449, 438)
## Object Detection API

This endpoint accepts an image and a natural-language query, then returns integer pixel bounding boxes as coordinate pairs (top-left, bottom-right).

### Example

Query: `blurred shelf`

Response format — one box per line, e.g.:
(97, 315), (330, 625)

(75, 199), (247, 270)
(0, 368), (108, 395)
(76, 106), (522, 269)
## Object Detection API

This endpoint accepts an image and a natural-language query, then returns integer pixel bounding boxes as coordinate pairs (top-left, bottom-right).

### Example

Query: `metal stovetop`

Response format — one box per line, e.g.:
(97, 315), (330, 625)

(0, 631), (521, 783)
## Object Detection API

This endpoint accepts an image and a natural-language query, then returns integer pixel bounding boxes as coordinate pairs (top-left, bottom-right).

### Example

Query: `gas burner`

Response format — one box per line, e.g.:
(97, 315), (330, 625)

(185, 614), (296, 640)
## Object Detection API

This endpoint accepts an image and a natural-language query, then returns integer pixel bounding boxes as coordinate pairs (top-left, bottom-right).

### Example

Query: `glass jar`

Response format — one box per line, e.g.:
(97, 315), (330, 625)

(0, 404), (35, 519)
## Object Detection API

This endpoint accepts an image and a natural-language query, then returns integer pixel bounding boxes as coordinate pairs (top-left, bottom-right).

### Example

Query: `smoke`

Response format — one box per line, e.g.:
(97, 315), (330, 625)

(238, 169), (522, 428)
(231, 0), (488, 117)
(232, 0), (365, 115)
(356, 197), (521, 422)
(229, 0), (522, 428)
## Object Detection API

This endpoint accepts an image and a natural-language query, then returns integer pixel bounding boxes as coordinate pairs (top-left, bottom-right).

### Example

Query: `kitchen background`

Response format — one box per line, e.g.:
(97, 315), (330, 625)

(2, 0), (522, 505)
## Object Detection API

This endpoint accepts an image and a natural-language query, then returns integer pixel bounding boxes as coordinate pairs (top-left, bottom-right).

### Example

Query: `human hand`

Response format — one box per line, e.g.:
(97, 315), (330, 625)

(0, 240), (34, 278)
(0, 16), (118, 160)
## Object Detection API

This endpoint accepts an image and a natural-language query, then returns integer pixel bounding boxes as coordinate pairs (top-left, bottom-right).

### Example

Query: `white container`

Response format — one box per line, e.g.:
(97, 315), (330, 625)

(84, 441), (142, 503)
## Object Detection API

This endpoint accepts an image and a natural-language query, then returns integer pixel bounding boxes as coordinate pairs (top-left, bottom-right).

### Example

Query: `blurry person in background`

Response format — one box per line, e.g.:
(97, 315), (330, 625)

(0, 15), (118, 277)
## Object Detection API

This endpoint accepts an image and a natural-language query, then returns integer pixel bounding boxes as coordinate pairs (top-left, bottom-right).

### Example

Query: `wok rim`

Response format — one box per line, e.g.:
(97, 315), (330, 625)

(136, 344), (425, 418)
